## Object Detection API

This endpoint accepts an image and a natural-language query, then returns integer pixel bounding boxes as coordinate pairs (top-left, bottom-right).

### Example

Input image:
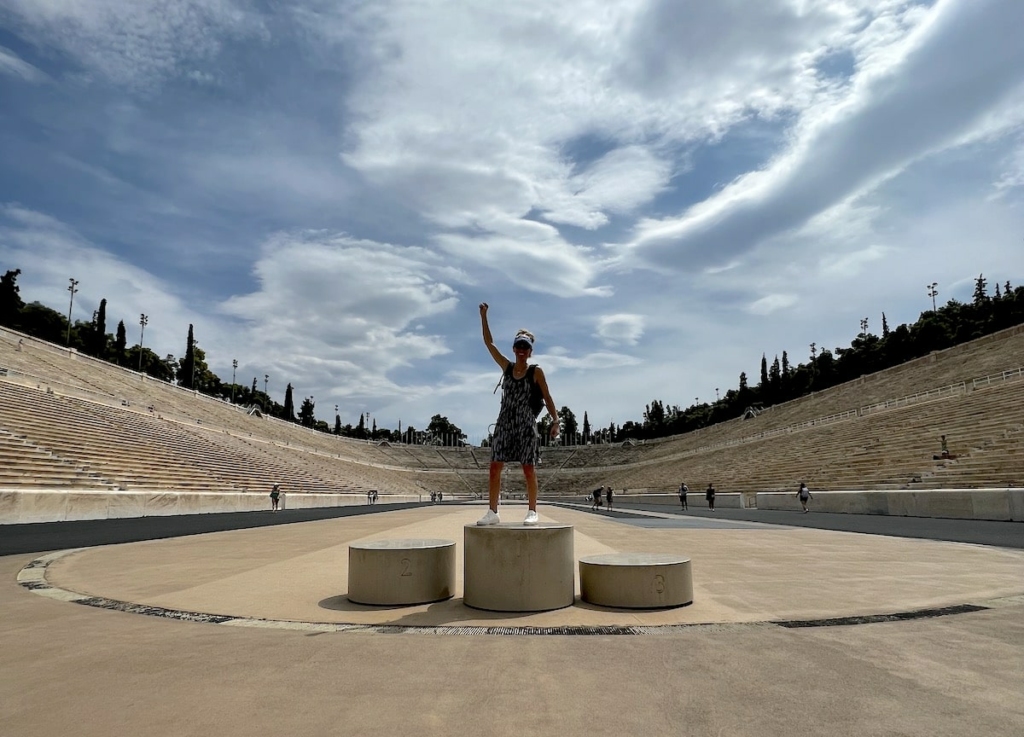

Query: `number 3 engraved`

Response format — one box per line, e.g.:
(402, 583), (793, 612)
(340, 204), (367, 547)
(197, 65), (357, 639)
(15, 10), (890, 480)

(653, 574), (665, 594)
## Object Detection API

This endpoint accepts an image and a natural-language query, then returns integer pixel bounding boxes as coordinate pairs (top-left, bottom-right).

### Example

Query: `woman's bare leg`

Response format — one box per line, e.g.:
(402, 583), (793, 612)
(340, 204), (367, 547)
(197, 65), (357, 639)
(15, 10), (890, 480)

(523, 464), (538, 511)
(488, 461), (503, 512)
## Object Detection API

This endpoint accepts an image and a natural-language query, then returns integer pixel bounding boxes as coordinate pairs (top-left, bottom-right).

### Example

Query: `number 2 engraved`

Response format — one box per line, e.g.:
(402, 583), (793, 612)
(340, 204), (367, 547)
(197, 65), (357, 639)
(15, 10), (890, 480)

(400, 557), (412, 577)
(653, 574), (665, 594)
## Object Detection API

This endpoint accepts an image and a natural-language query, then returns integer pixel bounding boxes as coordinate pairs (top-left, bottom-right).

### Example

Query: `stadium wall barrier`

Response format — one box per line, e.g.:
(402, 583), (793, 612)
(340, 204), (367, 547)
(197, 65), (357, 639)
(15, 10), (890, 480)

(0, 490), (423, 525)
(613, 492), (747, 509)
(755, 489), (1024, 522)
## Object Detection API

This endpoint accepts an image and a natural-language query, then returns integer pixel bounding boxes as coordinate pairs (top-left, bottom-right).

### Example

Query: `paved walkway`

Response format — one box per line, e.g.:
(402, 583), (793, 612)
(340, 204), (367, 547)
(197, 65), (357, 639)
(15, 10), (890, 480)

(3, 503), (1023, 736)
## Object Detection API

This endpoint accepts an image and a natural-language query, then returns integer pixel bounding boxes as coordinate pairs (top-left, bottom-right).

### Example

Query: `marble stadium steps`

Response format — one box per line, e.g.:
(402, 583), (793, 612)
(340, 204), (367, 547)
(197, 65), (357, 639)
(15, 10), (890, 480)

(530, 379), (1024, 495)
(0, 382), (412, 497)
(0, 340), (422, 496)
(0, 433), (115, 490)
(0, 330), (400, 472)
(2, 323), (1023, 501)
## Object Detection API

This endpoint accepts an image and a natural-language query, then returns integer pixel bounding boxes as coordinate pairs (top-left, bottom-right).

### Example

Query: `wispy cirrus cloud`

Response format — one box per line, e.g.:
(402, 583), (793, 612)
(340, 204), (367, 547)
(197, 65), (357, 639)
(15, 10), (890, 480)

(627, 0), (1024, 270)
(0, 44), (47, 82)
(219, 230), (464, 402)
(1, 0), (264, 88)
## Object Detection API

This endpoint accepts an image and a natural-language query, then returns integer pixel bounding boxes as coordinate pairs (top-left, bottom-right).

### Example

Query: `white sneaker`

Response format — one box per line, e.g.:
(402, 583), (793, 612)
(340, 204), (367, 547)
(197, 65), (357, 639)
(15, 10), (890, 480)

(523, 510), (539, 526)
(476, 509), (501, 526)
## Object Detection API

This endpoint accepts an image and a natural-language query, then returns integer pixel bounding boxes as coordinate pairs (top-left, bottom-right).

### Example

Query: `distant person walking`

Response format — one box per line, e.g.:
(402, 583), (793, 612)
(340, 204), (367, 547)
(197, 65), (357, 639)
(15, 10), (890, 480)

(605, 486), (614, 510)
(591, 488), (602, 511)
(705, 483), (716, 511)
(476, 303), (559, 527)
(797, 482), (812, 513)
(678, 482), (688, 511)
(269, 484), (281, 511)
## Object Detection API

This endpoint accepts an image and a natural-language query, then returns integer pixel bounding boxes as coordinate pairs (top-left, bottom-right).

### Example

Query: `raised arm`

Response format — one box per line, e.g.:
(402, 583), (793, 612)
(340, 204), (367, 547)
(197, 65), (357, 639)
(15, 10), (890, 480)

(533, 366), (560, 439)
(480, 303), (509, 371)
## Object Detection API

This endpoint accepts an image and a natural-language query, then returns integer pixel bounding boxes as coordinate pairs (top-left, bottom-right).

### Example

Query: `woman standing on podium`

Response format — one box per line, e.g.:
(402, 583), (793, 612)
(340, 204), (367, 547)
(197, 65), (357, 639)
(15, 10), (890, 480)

(477, 303), (559, 527)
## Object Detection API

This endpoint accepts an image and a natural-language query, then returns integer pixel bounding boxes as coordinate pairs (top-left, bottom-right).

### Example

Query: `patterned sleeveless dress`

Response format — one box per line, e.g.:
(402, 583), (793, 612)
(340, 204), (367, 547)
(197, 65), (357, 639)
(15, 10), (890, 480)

(490, 365), (540, 466)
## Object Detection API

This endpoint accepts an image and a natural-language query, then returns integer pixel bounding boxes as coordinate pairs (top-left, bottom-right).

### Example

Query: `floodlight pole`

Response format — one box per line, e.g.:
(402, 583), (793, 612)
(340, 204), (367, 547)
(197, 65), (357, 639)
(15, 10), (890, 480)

(65, 278), (79, 346)
(138, 314), (148, 371)
(231, 359), (238, 404)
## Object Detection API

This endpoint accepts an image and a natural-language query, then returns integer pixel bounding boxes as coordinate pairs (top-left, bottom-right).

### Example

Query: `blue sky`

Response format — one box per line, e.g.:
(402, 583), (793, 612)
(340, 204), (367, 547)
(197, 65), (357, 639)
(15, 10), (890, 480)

(1, 0), (1022, 443)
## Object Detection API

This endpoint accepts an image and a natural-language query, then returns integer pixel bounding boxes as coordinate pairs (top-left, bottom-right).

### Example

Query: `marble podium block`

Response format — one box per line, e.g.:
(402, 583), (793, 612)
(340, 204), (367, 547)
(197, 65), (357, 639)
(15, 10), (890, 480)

(579, 553), (693, 609)
(347, 538), (456, 606)
(463, 523), (574, 612)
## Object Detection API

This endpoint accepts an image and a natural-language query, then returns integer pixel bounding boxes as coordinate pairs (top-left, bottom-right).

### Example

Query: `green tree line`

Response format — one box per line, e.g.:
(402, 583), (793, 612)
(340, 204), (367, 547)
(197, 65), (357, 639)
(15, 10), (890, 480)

(601, 274), (1024, 443)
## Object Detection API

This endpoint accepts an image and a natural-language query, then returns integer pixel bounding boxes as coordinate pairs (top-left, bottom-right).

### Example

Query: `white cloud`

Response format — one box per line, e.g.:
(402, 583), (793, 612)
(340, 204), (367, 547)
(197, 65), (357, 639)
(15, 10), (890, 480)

(329, 0), (883, 286)
(0, 204), (203, 355)
(434, 216), (611, 297)
(819, 244), (889, 278)
(628, 0), (1024, 269)
(594, 314), (645, 346)
(219, 230), (463, 402)
(0, 45), (47, 82)
(748, 294), (798, 315)
(2, 0), (264, 88)
(993, 137), (1024, 195)
(542, 146), (674, 229)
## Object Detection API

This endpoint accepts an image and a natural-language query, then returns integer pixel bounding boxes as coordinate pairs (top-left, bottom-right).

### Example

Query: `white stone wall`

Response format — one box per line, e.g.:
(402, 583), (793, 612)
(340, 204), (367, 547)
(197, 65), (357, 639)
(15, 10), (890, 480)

(755, 489), (1024, 521)
(0, 490), (423, 524)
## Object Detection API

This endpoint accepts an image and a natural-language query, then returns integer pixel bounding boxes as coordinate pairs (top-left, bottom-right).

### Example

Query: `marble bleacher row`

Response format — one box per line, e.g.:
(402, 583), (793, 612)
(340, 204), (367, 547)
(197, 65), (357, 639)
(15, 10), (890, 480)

(1, 323), (1022, 500)
(0, 381), (427, 495)
(0, 329), (432, 495)
(495, 328), (1024, 496)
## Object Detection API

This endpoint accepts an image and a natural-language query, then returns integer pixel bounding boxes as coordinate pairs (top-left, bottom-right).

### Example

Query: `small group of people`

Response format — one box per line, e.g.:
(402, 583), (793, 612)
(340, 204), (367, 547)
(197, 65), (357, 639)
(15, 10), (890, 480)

(366, 489), (379, 505)
(676, 481), (811, 512)
(590, 486), (614, 511)
(429, 491), (444, 504)
(678, 482), (716, 510)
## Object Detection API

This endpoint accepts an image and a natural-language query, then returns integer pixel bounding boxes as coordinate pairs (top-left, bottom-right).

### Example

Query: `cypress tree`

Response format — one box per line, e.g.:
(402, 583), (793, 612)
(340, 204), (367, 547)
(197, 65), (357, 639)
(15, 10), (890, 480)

(177, 324), (195, 387)
(769, 355), (781, 392)
(93, 298), (107, 356)
(759, 353), (768, 388)
(114, 320), (127, 364)
(881, 312), (890, 338)
(283, 383), (295, 421)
